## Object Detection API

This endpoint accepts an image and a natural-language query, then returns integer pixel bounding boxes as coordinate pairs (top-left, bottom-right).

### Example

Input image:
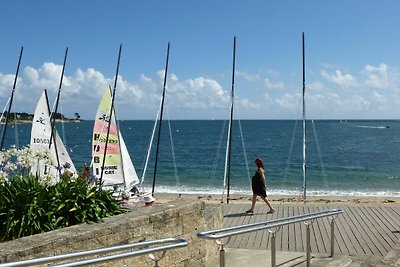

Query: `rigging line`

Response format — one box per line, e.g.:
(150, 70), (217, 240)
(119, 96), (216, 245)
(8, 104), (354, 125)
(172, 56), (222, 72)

(0, 97), (11, 124)
(109, 86), (128, 190)
(99, 44), (122, 185)
(235, 106), (251, 190)
(140, 97), (162, 191)
(49, 48), (68, 178)
(152, 42), (170, 196)
(221, 111), (232, 203)
(90, 92), (111, 168)
(59, 100), (67, 148)
(166, 108), (179, 187)
(282, 94), (302, 188)
(311, 120), (329, 189)
(209, 119), (227, 188)
(282, 119), (298, 185)
(223, 35), (236, 204)
(12, 105), (19, 148)
(0, 47), (23, 151)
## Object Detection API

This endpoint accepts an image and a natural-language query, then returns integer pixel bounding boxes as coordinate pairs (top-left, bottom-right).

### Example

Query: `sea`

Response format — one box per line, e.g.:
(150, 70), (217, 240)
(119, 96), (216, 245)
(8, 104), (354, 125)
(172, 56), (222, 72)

(2, 120), (400, 198)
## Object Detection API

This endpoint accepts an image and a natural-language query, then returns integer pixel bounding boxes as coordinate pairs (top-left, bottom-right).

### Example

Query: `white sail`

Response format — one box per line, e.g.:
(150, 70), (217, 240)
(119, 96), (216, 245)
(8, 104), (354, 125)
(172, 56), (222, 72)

(92, 88), (139, 190)
(30, 91), (76, 183)
(119, 131), (139, 189)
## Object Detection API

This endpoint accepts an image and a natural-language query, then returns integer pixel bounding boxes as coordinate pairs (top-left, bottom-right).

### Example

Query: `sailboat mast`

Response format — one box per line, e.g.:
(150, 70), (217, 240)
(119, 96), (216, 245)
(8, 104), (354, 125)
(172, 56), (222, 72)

(0, 47), (23, 150)
(302, 32), (307, 201)
(99, 44), (122, 185)
(152, 42), (170, 196)
(108, 85), (127, 190)
(226, 36), (236, 204)
(49, 47), (68, 176)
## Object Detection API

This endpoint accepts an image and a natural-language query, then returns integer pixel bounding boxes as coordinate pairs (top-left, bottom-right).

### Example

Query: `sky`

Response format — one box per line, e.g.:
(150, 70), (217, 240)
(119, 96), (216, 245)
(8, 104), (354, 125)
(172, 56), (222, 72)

(1, 0), (400, 120)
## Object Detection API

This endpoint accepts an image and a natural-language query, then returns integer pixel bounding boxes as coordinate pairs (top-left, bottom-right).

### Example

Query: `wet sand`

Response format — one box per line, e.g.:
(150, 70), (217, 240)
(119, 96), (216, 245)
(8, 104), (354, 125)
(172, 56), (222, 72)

(151, 192), (400, 205)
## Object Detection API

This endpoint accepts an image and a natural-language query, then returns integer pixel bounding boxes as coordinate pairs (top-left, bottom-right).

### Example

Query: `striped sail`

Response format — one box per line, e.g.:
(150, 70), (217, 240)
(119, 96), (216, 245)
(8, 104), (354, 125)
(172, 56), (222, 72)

(92, 88), (139, 190)
(30, 91), (76, 183)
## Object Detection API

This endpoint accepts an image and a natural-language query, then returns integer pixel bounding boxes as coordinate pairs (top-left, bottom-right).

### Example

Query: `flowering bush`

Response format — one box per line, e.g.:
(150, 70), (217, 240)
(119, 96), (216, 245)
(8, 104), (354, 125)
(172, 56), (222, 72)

(0, 145), (52, 184)
(0, 146), (127, 242)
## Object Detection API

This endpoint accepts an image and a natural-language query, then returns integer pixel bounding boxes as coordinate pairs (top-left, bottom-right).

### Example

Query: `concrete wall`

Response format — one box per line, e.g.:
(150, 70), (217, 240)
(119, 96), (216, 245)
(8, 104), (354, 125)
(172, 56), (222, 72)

(0, 199), (223, 267)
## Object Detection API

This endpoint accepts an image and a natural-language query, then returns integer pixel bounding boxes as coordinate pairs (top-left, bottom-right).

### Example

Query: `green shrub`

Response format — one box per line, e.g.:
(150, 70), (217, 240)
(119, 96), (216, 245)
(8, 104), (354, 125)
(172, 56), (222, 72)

(0, 175), (126, 242)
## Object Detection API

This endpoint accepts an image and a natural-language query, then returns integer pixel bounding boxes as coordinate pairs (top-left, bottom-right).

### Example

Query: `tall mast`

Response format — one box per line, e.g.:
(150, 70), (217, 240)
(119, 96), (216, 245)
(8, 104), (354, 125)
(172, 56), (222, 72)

(49, 47), (68, 176)
(108, 85), (127, 189)
(99, 44), (122, 185)
(152, 42), (170, 196)
(226, 36), (236, 204)
(302, 32), (307, 201)
(0, 47), (23, 150)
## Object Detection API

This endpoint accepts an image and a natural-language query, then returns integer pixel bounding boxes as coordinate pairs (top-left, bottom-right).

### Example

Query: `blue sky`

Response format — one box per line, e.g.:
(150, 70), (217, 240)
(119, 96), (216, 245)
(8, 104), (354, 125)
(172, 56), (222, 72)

(1, 0), (400, 119)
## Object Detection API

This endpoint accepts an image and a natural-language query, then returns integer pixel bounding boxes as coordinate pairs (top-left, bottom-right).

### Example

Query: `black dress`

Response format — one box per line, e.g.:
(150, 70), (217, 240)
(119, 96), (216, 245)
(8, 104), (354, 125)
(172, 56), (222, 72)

(251, 171), (267, 198)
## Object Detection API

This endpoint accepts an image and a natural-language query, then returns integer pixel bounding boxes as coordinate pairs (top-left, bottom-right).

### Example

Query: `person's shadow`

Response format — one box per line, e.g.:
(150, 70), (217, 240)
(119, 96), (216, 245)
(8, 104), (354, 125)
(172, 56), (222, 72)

(224, 212), (253, 218)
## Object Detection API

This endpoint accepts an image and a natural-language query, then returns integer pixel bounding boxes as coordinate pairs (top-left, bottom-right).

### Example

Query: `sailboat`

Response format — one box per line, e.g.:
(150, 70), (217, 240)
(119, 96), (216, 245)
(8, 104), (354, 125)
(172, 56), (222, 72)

(30, 90), (77, 183)
(92, 88), (139, 192)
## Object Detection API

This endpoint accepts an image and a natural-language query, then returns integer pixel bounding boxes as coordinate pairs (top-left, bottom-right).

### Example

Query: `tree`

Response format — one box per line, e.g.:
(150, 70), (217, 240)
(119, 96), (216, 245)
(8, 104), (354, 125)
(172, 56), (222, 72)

(74, 113), (80, 120)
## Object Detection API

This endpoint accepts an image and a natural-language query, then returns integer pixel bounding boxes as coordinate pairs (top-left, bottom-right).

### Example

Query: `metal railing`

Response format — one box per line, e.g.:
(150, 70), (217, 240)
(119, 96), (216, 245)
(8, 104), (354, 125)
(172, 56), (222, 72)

(197, 208), (344, 267)
(0, 237), (187, 267)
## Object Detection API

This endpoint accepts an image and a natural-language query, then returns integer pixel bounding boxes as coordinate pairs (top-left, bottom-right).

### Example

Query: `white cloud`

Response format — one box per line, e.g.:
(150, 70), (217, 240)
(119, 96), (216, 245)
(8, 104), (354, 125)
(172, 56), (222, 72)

(236, 71), (260, 82)
(362, 63), (398, 89)
(2, 62), (400, 120)
(320, 70), (358, 88)
(264, 78), (285, 90)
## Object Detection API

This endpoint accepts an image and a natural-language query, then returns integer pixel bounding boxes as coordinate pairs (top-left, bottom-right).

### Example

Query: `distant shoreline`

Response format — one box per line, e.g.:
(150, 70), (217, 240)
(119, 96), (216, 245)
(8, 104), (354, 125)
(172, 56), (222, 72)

(0, 119), (82, 124)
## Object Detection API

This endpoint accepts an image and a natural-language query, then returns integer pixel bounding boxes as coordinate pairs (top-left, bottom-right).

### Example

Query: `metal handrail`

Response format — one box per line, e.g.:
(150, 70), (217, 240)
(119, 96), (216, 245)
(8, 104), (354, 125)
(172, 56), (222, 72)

(197, 208), (344, 267)
(0, 237), (188, 267)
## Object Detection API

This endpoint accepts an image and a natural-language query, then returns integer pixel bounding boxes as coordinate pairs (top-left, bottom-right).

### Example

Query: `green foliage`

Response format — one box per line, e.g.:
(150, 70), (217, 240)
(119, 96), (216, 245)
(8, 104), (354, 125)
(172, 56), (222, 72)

(0, 175), (126, 242)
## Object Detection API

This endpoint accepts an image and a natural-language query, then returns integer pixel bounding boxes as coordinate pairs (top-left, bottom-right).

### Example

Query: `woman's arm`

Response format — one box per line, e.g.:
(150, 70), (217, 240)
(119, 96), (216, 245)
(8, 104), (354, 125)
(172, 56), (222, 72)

(259, 168), (266, 187)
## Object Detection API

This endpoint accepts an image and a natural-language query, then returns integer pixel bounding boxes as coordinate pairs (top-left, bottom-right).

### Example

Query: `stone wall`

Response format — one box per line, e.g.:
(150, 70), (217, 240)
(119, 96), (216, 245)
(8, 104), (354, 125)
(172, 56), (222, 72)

(0, 199), (223, 267)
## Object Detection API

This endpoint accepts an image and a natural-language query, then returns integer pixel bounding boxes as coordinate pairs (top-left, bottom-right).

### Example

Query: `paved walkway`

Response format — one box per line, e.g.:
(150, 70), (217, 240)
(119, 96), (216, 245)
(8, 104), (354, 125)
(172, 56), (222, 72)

(222, 203), (400, 257)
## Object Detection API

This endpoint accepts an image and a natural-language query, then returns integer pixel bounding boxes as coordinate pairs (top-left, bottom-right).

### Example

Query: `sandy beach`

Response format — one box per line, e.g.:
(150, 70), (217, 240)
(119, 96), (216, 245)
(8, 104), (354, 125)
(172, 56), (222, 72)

(152, 192), (400, 206)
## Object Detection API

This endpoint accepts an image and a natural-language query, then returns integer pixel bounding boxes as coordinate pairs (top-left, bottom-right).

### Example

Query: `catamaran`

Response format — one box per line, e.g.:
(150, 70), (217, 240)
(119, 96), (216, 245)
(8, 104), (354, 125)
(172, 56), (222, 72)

(30, 90), (77, 183)
(92, 87), (139, 192)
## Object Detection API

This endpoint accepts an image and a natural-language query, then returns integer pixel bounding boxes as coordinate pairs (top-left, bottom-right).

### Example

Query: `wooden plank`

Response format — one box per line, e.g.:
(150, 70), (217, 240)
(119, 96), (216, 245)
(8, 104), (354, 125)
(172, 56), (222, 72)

(352, 205), (387, 256)
(375, 206), (400, 242)
(333, 206), (358, 255)
(288, 205), (296, 251)
(241, 204), (261, 248)
(228, 205), (250, 248)
(295, 205), (305, 252)
(343, 206), (374, 255)
(362, 206), (397, 249)
(222, 203), (399, 257)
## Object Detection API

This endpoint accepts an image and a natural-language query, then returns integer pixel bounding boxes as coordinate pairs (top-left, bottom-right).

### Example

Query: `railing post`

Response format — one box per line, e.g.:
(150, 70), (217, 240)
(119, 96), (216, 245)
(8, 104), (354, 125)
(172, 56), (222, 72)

(271, 232), (276, 267)
(330, 218), (335, 257)
(306, 224), (311, 267)
(219, 244), (225, 267)
(149, 251), (166, 267)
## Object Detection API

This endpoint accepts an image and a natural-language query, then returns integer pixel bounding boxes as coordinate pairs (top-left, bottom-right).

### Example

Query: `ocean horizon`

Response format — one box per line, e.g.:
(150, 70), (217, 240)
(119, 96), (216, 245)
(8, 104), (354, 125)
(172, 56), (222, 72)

(2, 119), (399, 198)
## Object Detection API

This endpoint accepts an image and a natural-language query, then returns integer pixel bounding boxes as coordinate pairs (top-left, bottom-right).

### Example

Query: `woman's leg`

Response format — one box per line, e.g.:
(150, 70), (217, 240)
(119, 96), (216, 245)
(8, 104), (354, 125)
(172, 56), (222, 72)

(261, 196), (275, 212)
(247, 194), (257, 212)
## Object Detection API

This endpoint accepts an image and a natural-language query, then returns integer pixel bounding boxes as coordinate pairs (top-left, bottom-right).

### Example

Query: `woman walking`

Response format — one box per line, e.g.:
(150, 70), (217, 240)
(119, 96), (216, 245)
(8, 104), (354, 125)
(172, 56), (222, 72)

(246, 158), (276, 214)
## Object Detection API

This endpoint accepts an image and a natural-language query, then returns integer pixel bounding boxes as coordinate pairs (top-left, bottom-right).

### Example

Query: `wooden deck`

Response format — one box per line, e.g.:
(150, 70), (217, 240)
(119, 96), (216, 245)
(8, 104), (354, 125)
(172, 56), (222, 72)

(222, 203), (400, 256)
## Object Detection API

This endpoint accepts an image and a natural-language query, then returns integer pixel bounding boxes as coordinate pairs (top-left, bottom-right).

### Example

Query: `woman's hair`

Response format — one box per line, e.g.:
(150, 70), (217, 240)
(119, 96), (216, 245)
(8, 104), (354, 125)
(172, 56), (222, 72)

(255, 158), (264, 169)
